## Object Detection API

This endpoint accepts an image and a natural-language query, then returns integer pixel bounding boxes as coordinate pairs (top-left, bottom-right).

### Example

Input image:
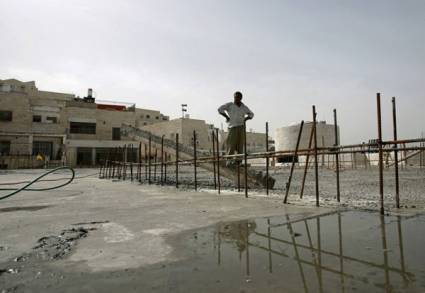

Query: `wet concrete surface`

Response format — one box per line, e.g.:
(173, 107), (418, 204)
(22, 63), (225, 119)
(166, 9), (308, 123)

(0, 169), (424, 292)
(165, 166), (425, 211)
(172, 211), (425, 292)
(0, 169), (331, 292)
(1, 210), (425, 292)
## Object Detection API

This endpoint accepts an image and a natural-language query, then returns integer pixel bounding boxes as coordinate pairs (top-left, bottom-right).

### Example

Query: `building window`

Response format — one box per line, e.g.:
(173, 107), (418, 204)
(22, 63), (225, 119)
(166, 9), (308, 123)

(146, 114), (150, 119)
(46, 116), (57, 123)
(0, 141), (10, 155)
(33, 141), (53, 158)
(156, 116), (159, 120)
(69, 122), (96, 134)
(76, 147), (92, 166)
(0, 110), (12, 122)
(112, 127), (121, 140)
(162, 117), (167, 121)
(143, 122), (147, 126)
(33, 115), (42, 122)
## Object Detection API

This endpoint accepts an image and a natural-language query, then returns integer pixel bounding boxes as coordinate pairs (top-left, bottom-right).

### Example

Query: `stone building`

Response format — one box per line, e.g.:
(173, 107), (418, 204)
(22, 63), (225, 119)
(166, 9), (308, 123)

(140, 118), (272, 157)
(219, 130), (272, 153)
(0, 78), (169, 168)
(140, 117), (216, 153)
(274, 121), (338, 152)
(274, 121), (339, 164)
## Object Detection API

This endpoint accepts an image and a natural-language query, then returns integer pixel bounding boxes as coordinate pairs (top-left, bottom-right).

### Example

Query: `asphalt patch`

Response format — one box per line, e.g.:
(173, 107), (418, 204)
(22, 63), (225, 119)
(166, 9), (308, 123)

(0, 205), (52, 213)
(71, 220), (110, 226)
(0, 226), (94, 292)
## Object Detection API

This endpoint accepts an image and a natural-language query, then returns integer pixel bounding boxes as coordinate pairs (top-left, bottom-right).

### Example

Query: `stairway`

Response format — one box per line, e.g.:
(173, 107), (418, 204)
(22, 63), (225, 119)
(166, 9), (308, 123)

(121, 124), (275, 189)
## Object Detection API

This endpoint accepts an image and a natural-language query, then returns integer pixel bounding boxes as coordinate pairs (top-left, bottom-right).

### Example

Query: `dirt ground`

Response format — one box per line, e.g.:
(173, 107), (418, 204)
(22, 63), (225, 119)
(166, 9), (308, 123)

(0, 167), (424, 292)
(140, 164), (425, 211)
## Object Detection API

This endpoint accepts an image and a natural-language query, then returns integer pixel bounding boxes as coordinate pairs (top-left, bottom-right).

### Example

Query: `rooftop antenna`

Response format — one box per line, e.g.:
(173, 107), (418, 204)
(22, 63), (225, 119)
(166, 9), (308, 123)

(181, 104), (187, 119)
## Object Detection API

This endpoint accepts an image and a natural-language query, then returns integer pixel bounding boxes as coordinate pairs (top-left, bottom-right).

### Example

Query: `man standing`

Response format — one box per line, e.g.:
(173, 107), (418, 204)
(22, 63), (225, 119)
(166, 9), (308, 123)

(218, 91), (254, 164)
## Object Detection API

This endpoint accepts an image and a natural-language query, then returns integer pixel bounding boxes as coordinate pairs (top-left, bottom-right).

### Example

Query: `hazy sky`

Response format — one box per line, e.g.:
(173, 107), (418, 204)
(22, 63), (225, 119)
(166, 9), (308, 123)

(1, 0), (424, 143)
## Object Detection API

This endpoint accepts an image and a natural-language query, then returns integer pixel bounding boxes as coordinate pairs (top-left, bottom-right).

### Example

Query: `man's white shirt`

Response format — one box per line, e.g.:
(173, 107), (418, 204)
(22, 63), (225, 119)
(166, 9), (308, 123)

(218, 102), (254, 128)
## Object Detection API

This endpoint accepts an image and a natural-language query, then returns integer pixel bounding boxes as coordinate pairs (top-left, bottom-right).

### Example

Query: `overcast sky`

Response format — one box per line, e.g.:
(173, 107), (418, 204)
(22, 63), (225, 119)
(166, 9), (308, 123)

(1, 0), (424, 143)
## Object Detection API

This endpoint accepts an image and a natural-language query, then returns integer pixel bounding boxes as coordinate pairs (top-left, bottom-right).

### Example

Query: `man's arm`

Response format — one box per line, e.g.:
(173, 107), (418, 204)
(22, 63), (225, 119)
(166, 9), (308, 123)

(218, 103), (230, 122)
(244, 105), (254, 121)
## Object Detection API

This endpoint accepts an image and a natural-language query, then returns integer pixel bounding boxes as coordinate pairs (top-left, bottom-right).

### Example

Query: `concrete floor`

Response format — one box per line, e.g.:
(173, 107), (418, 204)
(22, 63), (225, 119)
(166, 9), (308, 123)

(0, 168), (424, 292)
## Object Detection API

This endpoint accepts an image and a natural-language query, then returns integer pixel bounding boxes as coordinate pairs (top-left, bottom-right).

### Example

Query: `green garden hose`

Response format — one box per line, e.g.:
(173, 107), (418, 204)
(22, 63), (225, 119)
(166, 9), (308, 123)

(0, 166), (75, 201)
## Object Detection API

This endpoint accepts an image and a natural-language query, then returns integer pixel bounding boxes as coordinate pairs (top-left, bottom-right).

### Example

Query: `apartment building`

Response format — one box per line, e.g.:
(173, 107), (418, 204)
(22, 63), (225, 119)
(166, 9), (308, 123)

(0, 78), (169, 168)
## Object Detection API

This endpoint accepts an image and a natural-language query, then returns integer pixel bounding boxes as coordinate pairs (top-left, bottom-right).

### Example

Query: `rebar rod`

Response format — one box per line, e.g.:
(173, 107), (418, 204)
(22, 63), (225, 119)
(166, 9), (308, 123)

(164, 151), (167, 184)
(392, 97), (400, 208)
(300, 123), (315, 199)
(244, 121), (248, 198)
(313, 106), (320, 207)
(216, 128), (221, 195)
(130, 144), (134, 181)
(154, 148), (157, 182)
(212, 131), (217, 190)
(148, 135), (152, 184)
(176, 133), (179, 188)
(266, 122), (269, 195)
(237, 160), (241, 192)
(193, 130), (198, 191)
(161, 136), (164, 185)
(138, 142), (142, 181)
(334, 109), (341, 202)
(377, 93), (384, 215)
(144, 144), (148, 180)
(284, 120), (304, 203)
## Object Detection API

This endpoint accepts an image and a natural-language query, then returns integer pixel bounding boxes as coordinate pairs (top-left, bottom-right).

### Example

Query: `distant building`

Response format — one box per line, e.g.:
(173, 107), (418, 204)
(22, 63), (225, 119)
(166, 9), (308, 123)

(140, 117), (216, 153)
(220, 130), (273, 154)
(0, 78), (169, 168)
(274, 121), (339, 164)
(275, 121), (338, 152)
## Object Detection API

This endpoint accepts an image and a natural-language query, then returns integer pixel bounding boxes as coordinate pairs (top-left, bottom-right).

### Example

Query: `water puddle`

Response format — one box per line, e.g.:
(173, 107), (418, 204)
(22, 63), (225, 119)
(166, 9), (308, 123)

(179, 211), (425, 292)
(1, 211), (425, 292)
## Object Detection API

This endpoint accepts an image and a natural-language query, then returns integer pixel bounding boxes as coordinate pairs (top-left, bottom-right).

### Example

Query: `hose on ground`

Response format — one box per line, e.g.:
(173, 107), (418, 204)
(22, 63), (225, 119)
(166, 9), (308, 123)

(0, 166), (75, 201)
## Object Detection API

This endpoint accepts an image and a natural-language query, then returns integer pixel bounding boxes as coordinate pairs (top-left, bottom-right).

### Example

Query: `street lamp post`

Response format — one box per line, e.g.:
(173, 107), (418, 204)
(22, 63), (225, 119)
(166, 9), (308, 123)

(181, 104), (187, 119)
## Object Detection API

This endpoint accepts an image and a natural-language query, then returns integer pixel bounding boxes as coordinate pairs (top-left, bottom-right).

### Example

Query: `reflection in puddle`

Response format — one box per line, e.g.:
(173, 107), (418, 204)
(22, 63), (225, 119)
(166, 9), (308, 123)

(187, 212), (425, 292)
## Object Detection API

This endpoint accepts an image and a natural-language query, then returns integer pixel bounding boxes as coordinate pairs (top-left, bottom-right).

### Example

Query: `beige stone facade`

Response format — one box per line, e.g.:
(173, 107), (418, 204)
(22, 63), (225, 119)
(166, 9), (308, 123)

(274, 121), (338, 152)
(0, 78), (169, 168)
(140, 118), (216, 153)
(220, 130), (272, 153)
